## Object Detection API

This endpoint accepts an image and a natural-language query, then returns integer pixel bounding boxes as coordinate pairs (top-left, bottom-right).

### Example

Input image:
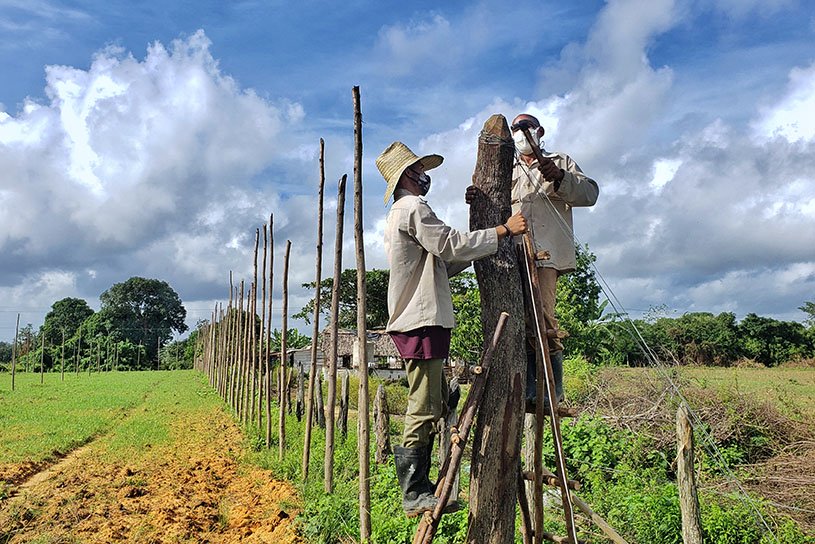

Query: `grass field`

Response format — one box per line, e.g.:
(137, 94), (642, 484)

(1, 365), (813, 543)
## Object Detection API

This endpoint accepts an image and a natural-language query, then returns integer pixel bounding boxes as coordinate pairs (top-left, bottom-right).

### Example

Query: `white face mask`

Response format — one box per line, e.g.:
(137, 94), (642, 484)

(513, 129), (540, 155)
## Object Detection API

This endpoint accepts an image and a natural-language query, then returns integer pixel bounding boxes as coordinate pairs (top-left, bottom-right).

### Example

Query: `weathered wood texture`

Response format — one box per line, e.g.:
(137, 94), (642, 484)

(279, 239), (292, 462)
(677, 403), (703, 544)
(352, 85), (371, 541)
(303, 139), (326, 480)
(467, 114), (526, 544)
(374, 383), (391, 464)
(339, 370), (350, 438)
(325, 174), (347, 493)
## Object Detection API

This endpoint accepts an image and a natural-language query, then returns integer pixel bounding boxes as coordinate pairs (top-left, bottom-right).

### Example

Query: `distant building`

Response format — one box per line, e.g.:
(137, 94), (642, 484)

(320, 328), (405, 381)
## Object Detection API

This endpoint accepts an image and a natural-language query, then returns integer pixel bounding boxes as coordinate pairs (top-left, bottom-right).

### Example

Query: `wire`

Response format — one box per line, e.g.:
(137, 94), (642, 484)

(514, 150), (780, 543)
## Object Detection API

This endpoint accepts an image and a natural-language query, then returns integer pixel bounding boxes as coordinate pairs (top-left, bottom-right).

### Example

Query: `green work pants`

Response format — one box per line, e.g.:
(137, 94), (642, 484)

(403, 358), (449, 449)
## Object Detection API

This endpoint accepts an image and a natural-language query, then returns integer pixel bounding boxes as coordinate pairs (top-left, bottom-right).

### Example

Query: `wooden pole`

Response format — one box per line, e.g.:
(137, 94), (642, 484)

(340, 370), (349, 439)
(374, 383), (390, 464)
(40, 333), (45, 383)
(325, 174), (347, 492)
(303, 138), (326, 480)
(677, 403), (703, 544)
(76, 326), (82, 374)
(279, 239), (292, 462)
(263, 220), (272, 446)
(297, 363), (305, 422)
(315, 371), (325, 429)
(352, 85), (371, 541)
(466, 114), (526, 544)
(11, 313), (19, 391)
(253, 229), (260, 428)
(61, 330), (65, 381)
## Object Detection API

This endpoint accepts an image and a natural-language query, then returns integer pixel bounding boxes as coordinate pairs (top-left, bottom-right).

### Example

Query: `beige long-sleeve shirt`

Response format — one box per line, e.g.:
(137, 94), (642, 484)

(511, 149), (599, 272)
(384, 194), (498, 333)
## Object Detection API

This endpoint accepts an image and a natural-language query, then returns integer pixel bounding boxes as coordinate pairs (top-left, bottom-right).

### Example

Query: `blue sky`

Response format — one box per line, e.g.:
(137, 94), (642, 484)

(1, 0), (814, 339)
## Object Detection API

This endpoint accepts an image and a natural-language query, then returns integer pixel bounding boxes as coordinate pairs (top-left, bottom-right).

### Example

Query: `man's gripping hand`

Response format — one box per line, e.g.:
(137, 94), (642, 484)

(538, 157), (565, 184)
(505, 212), (527, 236)
(465, 185), (479, 205)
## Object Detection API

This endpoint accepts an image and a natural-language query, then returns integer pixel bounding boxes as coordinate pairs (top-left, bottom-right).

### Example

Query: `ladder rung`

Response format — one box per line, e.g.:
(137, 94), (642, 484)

(522, 470), (581, 491)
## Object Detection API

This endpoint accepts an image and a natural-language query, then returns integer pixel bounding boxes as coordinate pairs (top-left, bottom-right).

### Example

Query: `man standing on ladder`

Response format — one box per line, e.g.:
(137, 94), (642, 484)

(511, 113), (599, 409)
(376, 141), (527, 517)
(468, 113), (599, 409)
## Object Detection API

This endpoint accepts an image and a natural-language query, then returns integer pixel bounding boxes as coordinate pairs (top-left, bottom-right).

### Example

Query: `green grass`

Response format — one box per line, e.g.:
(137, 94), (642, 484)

(0, 371), (173, 463)
(681, 366), (815, 415)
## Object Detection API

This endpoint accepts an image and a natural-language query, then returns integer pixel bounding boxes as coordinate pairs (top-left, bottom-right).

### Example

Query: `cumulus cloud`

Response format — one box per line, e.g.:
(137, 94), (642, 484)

(389, 0), (815, 322)
(0, 30), (327, 333)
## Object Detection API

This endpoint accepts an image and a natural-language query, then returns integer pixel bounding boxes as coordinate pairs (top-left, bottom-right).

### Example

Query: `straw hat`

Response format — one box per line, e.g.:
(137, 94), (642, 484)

(376, 141), (443, 204)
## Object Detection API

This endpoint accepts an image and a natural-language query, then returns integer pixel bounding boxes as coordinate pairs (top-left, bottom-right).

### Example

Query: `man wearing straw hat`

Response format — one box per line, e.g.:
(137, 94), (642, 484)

(376, 141), (527, 517)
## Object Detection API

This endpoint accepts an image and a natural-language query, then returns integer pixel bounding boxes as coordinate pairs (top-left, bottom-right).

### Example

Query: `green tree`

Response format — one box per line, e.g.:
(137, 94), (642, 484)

(667, 312), (740, 365)
(99, 277), (188, 363)
(800, 301), (815, 328)
(41, 298), (94, 346)
(556, 244), (607, 361)
(449, 272), (483, 363)
(738, 313), (811, 366)
(0, 341), (12, 363)
(295, 269), (390, 330)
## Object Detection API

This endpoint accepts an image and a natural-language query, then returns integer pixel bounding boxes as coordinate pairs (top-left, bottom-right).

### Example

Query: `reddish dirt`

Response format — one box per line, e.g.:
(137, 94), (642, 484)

(0, 411), (303, 543)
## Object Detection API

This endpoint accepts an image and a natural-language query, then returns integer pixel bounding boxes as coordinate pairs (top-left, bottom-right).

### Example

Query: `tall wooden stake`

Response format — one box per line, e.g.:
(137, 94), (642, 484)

(40, 333), (45, 383)
(253, 229), (260, 427)
(467, 114), (526, 544)
(61, 330), (65, 381)
(303, 138), (326, 480)
(325, 174), (347, 493)
(279, 239), (292, 462)
(11, 313), (19, 391)
(266, 214), (274, 447)
(352, 85), (371, 541)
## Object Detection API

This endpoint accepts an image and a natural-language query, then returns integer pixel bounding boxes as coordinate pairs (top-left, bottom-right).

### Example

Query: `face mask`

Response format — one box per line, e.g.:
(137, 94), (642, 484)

(513, 129), (539, 155)
(416, 173), (431, 195)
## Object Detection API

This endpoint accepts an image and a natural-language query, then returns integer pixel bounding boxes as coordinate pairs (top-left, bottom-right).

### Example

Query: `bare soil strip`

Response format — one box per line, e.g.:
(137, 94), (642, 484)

(1, 408), (302, 543)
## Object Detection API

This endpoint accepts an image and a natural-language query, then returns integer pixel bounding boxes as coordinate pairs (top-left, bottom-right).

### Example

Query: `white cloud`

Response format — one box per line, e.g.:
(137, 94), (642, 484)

(753, 61), (815, 143)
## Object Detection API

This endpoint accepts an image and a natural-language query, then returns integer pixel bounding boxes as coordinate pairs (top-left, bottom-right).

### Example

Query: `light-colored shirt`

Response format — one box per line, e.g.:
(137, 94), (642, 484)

(384, 194), (498, 333)
(511, 149), (599, 272)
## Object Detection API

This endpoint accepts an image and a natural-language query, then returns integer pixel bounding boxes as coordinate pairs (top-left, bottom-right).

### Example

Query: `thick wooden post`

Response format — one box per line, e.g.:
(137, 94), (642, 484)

(325, 174), (347, 493)
(374, 383), (391, 464)
(467, 114), (526, 544)
(303, 138), (326, 480)
(352, 85), (371, 541)
(677, 403), (703, 544)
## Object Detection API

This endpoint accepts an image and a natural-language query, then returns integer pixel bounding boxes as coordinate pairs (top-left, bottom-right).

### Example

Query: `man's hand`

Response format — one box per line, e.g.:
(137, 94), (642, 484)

(465, 185), (480, 205)
(505, 212), (527, 236)
(538, 157), (565, 183)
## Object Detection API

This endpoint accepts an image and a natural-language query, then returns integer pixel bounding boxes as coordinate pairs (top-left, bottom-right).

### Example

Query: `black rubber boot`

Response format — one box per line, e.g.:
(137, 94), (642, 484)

(394, 445), (438, 517)
(526, 348), (565, 412)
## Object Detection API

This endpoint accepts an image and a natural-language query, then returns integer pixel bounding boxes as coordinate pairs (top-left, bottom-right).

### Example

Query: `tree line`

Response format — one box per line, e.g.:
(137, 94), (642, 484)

(1, 277), (189, 373)
(296, 246), (815, 368)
